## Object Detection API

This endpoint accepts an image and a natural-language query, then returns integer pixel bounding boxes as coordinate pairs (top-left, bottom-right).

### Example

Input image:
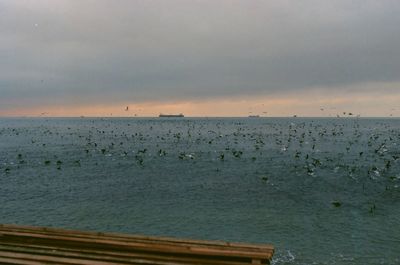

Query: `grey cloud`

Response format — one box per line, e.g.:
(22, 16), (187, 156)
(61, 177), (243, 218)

(1, 0), (400, 110)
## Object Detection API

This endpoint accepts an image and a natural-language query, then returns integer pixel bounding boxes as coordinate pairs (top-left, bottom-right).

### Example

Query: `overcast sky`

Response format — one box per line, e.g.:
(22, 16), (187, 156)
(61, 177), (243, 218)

(1, 0), (399, 116)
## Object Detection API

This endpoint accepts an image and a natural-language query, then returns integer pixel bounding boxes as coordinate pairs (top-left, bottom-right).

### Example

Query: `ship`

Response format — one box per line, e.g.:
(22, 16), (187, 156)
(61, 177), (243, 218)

(159, 113), (184, 118)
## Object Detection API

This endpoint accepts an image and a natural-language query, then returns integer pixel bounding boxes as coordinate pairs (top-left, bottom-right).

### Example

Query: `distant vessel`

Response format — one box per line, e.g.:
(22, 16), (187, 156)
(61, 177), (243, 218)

(159, 114), (184, 118)
(248, 115), (260, 118)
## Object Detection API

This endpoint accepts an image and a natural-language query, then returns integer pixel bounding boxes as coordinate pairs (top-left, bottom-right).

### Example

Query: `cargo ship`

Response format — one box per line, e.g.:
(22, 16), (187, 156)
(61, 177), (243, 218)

(159, 113), (184, 118)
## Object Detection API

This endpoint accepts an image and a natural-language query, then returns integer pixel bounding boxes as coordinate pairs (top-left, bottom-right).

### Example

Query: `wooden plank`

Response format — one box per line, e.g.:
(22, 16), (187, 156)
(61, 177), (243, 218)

(0, 243), (256, 265)
(0, 256), (54, 265)
(0, 231), (265, 258)
(0, 249), (257, 265)
(0, 231), (273, 259)
(0, 225), (273, 257)
(0, 250), (123, 265)
(0, 224), (274, 264)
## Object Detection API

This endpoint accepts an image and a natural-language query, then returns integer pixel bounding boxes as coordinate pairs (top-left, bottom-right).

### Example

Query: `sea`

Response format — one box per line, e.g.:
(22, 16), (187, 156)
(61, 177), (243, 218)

(1, 117), (399, 265)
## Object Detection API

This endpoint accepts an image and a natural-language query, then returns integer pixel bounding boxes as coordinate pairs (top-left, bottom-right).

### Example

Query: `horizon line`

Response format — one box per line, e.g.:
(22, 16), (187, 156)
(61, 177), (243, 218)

(1, 115), (399, 119)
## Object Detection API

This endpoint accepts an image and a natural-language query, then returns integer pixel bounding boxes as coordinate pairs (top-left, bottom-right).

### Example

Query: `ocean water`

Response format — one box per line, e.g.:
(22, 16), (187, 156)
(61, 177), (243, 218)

(1, 117), (399, 264)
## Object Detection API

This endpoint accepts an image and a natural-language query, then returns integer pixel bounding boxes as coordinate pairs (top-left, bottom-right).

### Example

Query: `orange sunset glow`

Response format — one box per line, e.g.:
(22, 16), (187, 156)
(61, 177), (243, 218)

(2, 87), (400, 118)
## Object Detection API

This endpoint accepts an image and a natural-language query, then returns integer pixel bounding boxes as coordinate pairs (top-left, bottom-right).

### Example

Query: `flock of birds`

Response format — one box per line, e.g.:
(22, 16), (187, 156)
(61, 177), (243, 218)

(1, 117), (400, 214)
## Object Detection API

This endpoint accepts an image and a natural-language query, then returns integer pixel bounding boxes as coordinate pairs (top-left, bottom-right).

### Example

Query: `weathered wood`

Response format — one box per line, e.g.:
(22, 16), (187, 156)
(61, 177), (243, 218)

(0, 224), (274, 264)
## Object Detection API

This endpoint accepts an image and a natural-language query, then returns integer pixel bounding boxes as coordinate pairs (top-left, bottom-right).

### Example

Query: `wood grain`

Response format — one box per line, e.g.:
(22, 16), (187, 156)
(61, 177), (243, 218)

(0, 224), (274, 265)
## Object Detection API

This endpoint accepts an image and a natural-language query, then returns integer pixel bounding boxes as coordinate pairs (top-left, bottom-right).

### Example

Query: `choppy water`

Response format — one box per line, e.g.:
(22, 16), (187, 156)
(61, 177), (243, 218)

(1, 117), (399, 264)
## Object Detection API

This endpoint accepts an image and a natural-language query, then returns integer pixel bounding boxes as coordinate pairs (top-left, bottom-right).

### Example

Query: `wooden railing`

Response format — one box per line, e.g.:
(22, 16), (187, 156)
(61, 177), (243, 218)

(0, 224), (274, 264)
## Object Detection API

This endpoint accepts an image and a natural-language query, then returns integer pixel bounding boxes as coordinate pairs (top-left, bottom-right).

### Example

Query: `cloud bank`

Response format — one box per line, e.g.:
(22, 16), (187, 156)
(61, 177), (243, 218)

(0, 0), (399, 114)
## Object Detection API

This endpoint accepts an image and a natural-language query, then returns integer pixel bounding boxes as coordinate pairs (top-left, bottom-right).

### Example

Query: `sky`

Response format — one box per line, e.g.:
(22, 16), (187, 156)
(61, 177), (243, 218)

(0, 0), (400, 117)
